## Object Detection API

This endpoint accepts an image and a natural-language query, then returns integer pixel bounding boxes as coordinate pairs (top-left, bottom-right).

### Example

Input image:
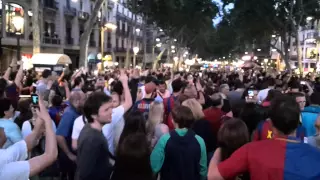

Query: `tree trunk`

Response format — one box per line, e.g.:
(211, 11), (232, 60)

(32, 0), (40, 54)
(152, 47), (167, 70)
(296, 26), (303, 75)
(142, 19), (147, 68)
(79, 0), (105, 68)
(282, 34), (292, 72)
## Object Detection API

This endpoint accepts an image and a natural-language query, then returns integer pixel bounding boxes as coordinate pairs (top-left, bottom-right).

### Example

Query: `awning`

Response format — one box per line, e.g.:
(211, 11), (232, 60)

(31, 53), (72, 65)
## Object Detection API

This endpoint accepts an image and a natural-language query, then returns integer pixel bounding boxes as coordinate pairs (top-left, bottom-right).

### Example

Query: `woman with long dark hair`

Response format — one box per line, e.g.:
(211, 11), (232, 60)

(210, 118), (250, 180)
(111, 133), (154, 180)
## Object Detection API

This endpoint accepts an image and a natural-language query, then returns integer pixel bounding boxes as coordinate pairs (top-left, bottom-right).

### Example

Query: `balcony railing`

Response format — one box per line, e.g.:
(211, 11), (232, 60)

(64, 6), (77, 17)
(89, 40), (96, 47)
(43, 0), (59, 10)
(65, 37), (74, 45)
(43, 37), (61, 45)
(115, 47), (126, 52)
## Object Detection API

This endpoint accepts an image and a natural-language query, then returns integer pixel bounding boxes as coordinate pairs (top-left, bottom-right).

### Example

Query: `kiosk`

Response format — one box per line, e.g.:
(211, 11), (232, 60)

(31, 53), (72, 74)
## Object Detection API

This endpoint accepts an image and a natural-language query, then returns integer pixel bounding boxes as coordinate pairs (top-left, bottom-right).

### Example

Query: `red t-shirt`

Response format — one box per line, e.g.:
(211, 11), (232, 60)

(217, 139), (320, 180)
(203, 107), (225, 135)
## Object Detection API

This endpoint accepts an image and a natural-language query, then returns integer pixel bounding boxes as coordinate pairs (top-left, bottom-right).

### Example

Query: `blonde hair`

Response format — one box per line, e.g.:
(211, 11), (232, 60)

(146, 102), (164, 139)
(182, 98), (204, 120)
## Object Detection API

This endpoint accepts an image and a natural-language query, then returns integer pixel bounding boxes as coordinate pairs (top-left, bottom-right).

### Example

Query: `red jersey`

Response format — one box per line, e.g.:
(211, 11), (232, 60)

(203, 107), (225, 135)
(217, 138), (320, 180)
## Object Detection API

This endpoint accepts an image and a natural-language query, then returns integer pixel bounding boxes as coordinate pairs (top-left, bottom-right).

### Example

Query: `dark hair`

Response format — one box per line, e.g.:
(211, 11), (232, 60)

(0, 78), (7, 97)
(118, 111), (147, 150)
(112, 133), (153, 180)
(15, 99), (32, 129)
(310, 92), (320, 105)
(286, 92), (305, 99)
(239, 103), (263, 135)
(171, 106), (194, 128)
(266, 77), (276, 87)
(288, 80), (301, 90)
(0, 98), (12, 118)
(51, 95), (63, 107)
(171, 79), (184, 93)
(218, 118), (249, 161)
(83, 92), (111, 123)
(265, 89), (282, 101)
(42, 69), (52, 79)
(269, 95), (301, 135)
(73, 76), (83, 88)
(234, 80), (245, 89)
(112, 81), (123, 96)
(210, 93), (223, 107)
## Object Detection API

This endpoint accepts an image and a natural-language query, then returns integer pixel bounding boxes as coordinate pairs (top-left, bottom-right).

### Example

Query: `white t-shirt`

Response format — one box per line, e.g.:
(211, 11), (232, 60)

(257, 88), (271, 103)
(102, 105), (125, 155)
(71, 115), (87, 140)
(21, 120), (57, 139)
(0, 141), (30, 180)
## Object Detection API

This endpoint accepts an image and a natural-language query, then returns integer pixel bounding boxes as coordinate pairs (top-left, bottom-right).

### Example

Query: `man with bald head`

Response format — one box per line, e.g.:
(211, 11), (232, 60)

(56, 91), (85, 180)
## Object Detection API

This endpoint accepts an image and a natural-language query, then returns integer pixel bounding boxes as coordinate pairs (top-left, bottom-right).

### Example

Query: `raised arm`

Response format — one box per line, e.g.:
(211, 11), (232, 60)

(119, 70), (133, 112)
(14, 61), (24, 89)
(28, 95), (58, 177)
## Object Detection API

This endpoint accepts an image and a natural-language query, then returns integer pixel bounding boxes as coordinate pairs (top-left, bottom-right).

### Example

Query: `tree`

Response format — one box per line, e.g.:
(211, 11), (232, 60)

(79, 0), (105, 68)
(32, 0), (40, 54)
(220, 0), (320, 72)
(127, 0), (219, 59)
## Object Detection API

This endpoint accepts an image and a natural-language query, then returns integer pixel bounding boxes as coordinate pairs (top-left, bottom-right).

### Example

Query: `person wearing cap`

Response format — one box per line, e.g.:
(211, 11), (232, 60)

(132, 81), (157, 120)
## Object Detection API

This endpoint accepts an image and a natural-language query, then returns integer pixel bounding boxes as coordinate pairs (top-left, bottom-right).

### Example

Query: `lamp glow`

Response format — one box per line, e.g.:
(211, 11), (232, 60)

(133, 47), (140, 54)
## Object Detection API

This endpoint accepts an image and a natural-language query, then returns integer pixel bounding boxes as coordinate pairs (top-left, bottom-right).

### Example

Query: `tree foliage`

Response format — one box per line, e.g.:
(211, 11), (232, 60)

(127, 0), (219, 58)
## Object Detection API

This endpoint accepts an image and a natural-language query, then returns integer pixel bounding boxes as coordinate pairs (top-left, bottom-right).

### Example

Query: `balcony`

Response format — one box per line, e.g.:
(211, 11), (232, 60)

(78, 11), (89, 21)
(64, 6), (77, 17)
(65, 37), (74, 45)
(89, 40), (96, 47)
(115, 47), (126, 52)
(43, 37), (61, 45)
(43, 0), (59, 11)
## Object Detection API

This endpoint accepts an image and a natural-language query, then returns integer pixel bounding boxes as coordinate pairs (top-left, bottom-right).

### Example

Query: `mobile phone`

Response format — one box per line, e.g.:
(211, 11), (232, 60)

(248, 90), (254, 98)
(31, 94), (39, 106)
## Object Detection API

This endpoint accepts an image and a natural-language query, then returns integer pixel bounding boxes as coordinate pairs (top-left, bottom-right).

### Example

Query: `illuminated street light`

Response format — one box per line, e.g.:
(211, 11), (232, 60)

(97, 53), (102, 60)
(173, 57), (179, 62)
(133, 46), (140, 68)
(307, 16), (313, 21)
(171, 45), (175, 49)
(156, 38), (160, 42)
(104, 22), (117, 30)
(159, 29), (163, 32)
(133, 46), (140, 55)
(271, 49), (277, 52)
(174, 39), (177, 42)
(135, 28), (141, 32)
(264, 59), (268, 63)
(156, 43), (162, 47)
(171, 50), (176, 53)
(28, 10), (33, 17)
(272, 35), (276, 38)
(223, 57), (225, 59)
(244, 52), (248, 54)
(257, 49), (261, 51)
(253, 56), (258, 60)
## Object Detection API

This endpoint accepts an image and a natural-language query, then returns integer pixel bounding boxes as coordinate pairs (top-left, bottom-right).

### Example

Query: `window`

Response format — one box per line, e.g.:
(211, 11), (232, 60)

(116, 38), (119, 48)
(44, 22), (56, 37)
(311, 63), (316, 69)
(121, 38), (124, 48)
(5, 3), (24, 35)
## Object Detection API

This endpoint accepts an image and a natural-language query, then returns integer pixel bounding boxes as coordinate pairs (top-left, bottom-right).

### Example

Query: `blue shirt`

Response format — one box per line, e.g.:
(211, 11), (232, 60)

(56, 106), (80, 150)
(0, 119), (23, 148)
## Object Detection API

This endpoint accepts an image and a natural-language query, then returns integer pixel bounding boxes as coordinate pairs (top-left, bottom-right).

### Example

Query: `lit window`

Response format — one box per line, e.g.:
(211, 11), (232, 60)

(6, 3), (24, 35)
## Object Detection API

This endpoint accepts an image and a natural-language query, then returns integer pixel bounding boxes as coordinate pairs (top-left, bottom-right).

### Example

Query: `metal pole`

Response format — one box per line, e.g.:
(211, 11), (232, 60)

(17, 36), (21, 61)
(100, 27), (104, 72)
(133, 53), (136, 68)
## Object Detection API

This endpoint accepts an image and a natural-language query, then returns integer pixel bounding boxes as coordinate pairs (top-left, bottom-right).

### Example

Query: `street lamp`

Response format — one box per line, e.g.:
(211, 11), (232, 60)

(171, 45), (175, 49)
(156, 43), (162, 47)
(156, 38), (160, 42)
(12, 15), (24, 61)
(306, 16), (313, 21)
(257, 49), (261, 51)
(135, 28), (141, 33)
(171, 50), (176, 53)
(105, 22), (117, 30)
(272, 34), (276, 38)
(174, 39), (177, 42)
(133, 46), (140, 67)
(245, 52), (248, 54)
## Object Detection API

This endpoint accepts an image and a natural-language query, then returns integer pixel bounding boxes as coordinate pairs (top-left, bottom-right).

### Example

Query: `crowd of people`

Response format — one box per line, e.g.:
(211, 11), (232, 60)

(1, 59), (320, 180)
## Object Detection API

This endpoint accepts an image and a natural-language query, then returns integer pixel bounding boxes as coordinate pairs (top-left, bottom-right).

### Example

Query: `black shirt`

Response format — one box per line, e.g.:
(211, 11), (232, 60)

(76, 124), (112, 180)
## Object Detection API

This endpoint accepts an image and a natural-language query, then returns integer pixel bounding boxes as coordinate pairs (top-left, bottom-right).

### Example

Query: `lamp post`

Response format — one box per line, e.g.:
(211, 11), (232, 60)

(12, 16), (24, 62)
(133, 46), (140, 67)
(100, 22), (117, 71)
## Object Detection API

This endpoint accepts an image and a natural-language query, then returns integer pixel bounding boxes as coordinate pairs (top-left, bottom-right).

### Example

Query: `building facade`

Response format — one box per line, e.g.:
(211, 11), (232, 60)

(0, 0), (149, 71)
